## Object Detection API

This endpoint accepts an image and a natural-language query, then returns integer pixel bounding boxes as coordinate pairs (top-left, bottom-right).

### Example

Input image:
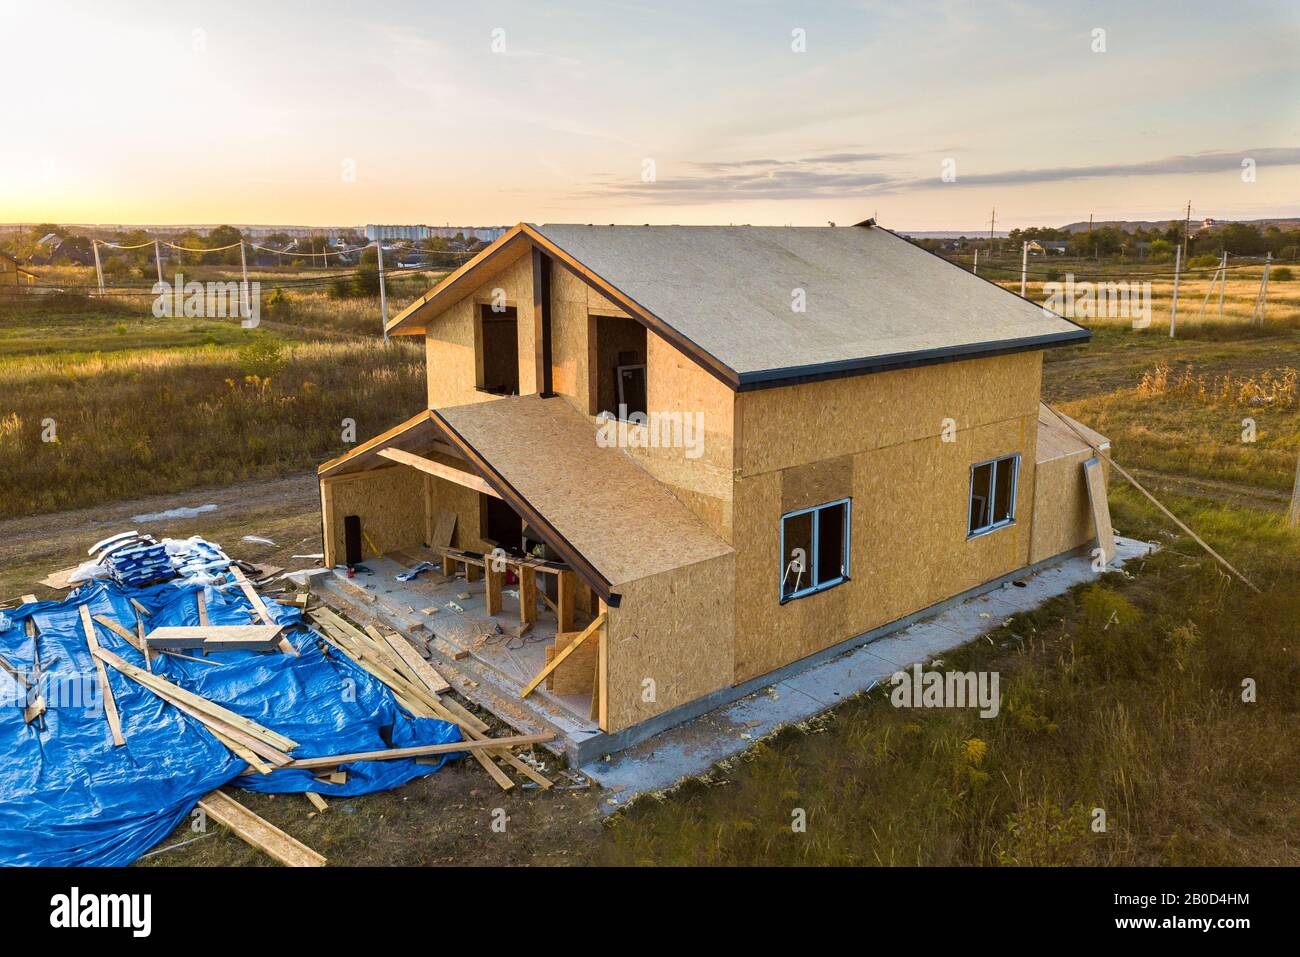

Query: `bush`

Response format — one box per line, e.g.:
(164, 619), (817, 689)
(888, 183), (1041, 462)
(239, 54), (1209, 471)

(1272, 266), (1293, 281)
(237, 335), (288, 379)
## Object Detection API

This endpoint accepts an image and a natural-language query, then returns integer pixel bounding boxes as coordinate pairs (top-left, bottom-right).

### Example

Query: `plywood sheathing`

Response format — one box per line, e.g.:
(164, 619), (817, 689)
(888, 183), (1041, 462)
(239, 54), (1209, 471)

(1028, 404), (1111, 565)
(731, 353), (1042, 683)
(326, 465), (427, 560)
(604, 551), (735, 732)
(437, 394), (733, 588)
(423, 251), (535, 410)
(532, 224), (1086, 379)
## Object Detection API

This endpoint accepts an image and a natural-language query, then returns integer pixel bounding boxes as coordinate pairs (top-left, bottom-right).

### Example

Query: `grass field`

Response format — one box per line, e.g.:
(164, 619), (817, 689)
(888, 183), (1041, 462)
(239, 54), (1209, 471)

(2, 258), (1297, 867)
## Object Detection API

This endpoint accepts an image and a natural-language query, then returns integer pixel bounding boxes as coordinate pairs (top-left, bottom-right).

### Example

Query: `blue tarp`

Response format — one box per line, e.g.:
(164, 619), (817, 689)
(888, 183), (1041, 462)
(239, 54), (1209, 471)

(0, 574), (462, 866)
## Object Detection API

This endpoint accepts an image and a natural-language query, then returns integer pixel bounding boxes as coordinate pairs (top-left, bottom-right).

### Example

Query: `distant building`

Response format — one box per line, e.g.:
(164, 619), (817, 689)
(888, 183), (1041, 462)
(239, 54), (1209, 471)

(365, 224), (508, 243)
(1025, 240), (1067, 255)
(0, 250), (37, 290)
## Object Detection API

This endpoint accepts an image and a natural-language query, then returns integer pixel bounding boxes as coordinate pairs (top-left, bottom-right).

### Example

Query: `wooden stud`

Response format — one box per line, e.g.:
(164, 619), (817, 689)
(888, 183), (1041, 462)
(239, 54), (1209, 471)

(281, 732), (552, 769)
(230, 566), (298, 656)
(78, 605), (125, 747)
(485, 565), (503, 616)
(305, 791), (329, 813)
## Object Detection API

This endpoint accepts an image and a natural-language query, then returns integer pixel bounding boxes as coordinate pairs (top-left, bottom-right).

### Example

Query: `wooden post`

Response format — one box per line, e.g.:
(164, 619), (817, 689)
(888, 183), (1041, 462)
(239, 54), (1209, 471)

(154, 239), (164, 288)
(1169, 244), (1181, 338)
(518, 566), (537, 629)
(972, 248), (978, 275)
(531, 247), (553, 396)
(376, 240), (389, 343)
(485, 565), (503, 616)
(556, 571), (576, 632)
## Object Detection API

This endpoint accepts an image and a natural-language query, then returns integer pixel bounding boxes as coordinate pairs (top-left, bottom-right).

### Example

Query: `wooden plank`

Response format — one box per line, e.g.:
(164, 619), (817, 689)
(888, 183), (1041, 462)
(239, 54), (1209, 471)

(283, 732), (552, 769)
(597, 603), (608, 731)
(520, 612), (605, 698)
(305, 791), (329, 813)
(230, 566), (298, 655)
(129, 598), (151, 618)
(376, 447), (501, 498)
(431, 509), (457, 549)
(93, 645), (298, 751)
(92, 614), (144, 651)
(374, 627), (451, 694)
(78, 605), (126, 746)
(197, 790), (326, 867)
(20, 594), (37, 604)
(197, 592), (209, 626)
(1082, 456), (1116, 565)
(145, 625), (283, 651)
(485, 566), (503, 616)
(163, 692), (293, 768)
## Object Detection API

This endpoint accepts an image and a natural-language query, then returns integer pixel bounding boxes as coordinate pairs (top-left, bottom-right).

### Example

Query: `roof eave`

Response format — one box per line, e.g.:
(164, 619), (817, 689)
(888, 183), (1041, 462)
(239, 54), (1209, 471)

(735, 328), (1090, 392)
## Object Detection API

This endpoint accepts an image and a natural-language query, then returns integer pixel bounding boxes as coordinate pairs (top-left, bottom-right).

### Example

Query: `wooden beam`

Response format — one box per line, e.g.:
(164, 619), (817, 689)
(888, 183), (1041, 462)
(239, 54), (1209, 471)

(198, 790), (326, 867)
(145, 625), (284, 652)
(230, 566), (298, 655)
(520, 612), (606, 699)
(78, 605), (125, 746)
(377, 447), (500, 498)
(282, 732), (553, 770)
(92, 614), (144, 652)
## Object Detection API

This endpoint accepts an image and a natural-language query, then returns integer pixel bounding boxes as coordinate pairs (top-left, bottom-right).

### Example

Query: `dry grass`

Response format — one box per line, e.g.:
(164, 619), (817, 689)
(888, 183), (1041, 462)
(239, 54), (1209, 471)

(602, 487), (1300, 866)
(0, 333), (425, 518)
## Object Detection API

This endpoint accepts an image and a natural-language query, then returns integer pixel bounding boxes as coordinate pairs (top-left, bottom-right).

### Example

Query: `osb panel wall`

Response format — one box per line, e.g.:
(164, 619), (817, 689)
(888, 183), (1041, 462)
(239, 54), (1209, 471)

(425, 253), (534, 409)
(324, 466), (427, 563)
(605, 552), (736, 733)
(422, 452), (494, 554)
(550, 265), (592, 413)
(732, 411), (1038, 682)
(1029, 451), (1097, 564)
(736, 351), (1043, 476)
(551, 266), (738, 543)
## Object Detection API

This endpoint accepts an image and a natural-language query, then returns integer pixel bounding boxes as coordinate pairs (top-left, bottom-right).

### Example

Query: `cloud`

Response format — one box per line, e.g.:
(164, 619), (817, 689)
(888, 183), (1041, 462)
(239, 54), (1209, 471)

(572, 148), (1300, 205)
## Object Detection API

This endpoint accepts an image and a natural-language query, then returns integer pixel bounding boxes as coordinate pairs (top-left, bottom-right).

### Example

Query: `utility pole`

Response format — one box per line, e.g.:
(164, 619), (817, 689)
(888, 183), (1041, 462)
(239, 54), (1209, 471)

(1217, 249), (1227, 317)
(1169, 245), (1182, 338)
(92, 239), (105, 294)
(1182, 200), (1192, 263)
(973, 248), (979, 275)
(376, 240), (389, 344)
(1290, 449), (1300, 528)
(1020, 241), (1028, 297)
(239, 240), (250, 321)
(1252, 252), (1272, 325)
(153, 239), (164, 288)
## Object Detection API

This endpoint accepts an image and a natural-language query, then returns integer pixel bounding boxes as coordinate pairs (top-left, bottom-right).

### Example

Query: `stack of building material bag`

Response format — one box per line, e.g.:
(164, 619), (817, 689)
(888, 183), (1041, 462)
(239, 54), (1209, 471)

(101, 537), (173, 587)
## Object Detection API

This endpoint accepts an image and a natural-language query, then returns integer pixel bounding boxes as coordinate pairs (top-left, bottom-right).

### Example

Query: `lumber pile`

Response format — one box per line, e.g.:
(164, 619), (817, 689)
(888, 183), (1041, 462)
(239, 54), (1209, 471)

(307, 606), (554, 791)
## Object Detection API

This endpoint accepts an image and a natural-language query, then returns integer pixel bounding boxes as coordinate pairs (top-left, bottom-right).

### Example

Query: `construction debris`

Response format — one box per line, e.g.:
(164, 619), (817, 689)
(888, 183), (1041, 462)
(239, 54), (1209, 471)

(0, 531), (557, 867)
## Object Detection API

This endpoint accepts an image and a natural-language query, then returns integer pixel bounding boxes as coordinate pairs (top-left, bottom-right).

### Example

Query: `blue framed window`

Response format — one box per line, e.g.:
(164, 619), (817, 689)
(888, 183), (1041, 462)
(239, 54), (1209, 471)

(968, 453), (1020, 537)
(780, 498), (851, 602)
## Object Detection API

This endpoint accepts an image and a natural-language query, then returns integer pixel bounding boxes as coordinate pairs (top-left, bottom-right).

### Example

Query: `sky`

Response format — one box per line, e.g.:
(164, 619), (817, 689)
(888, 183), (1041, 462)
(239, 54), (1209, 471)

(1, 0), (1297, 231)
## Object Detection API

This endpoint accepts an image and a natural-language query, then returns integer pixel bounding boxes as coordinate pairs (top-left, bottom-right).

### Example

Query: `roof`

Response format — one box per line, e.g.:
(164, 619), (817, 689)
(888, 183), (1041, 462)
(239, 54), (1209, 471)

(1036, 404), (1109, 463)
(386, 221), (1089, 390)
(318, 399), (733, 600)
(437, 396), (732, 588)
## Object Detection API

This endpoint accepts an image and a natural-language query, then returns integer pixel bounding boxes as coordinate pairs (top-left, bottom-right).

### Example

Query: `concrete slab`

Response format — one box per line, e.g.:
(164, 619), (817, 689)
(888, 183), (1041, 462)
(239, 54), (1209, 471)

(582, 537), (1154, 811)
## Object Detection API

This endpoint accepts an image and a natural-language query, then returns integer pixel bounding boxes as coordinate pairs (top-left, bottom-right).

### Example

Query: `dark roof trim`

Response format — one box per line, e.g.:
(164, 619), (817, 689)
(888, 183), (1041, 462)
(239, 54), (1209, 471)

(429, 408), (622, 608)
(736, 328), (1090, 391)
